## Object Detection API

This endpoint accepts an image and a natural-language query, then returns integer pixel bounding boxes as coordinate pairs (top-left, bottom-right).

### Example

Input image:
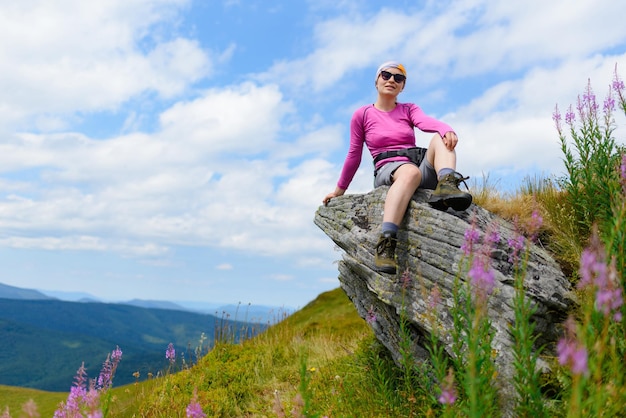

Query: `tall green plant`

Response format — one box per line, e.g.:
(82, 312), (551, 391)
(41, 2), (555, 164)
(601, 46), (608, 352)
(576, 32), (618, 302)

(439, 223), (500, 417)
(552, 68), (625, 264)
(508, 212), (547, 417)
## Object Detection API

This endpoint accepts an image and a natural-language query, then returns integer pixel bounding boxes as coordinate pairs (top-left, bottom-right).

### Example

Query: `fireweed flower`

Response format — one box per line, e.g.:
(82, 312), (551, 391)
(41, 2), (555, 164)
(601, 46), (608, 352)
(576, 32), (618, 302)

(166, 343), (176, 364)
(485, 229), (501, 247)
(111, 346), (122, 362)
(557, 317), (588, 376)
(468, 256), (495, 301)
(461, 224), (480, 255)
(21, 399), (39, 418)
(54, 363), (103, 418)
(595, 259), (623, 322)
(366, 306), (377, 324)
(527, 210), (543, 241)
(565, 105), (576, 126)
(186, 390), (206, 418)
(97, 356), (113, 389)
(97, 346), (122, 389)
(604, 93), (615, 115)
(400, 268), (411, 290)
(552, 105), (563, 133)
(507, 233), (525, 264)
(438, 368), (457, 405)
(582, 81), (599, 116)
(613, 75), (625, 93)
(428, 286), (441, 310)
(578, 231), (624, 321)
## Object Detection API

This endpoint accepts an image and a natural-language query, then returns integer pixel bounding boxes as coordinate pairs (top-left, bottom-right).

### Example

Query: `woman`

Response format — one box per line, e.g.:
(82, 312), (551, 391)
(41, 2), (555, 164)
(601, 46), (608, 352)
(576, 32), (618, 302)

(322, 61), (472, 274)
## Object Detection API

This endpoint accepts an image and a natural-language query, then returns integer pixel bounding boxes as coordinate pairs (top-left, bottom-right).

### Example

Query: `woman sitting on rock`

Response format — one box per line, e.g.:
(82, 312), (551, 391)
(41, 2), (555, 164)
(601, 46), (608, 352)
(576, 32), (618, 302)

(323, 61), (472, 274)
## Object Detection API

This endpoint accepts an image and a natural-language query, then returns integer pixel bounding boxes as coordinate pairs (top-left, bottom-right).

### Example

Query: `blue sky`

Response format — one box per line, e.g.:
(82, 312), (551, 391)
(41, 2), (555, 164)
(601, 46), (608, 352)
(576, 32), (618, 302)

(1, 0), (626, 309)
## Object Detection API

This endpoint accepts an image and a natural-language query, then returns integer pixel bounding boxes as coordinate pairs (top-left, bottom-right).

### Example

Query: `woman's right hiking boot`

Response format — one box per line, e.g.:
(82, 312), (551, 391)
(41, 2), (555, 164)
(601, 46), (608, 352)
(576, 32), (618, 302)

(428, 171), (473, 211)
(374, 232), (397, 274)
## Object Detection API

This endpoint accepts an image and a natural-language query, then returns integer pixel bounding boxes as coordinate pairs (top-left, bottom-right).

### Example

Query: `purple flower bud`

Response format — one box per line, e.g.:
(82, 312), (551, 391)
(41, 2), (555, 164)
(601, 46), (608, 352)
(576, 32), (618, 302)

(186, 389), (206, 418)
(166, 343), (176, 363)
(565, 105), (576, 125)
(366, 306), (377, 324)
(578, 231), (623, 321)
(111, 346), (123, 362)
(468, 257), (495, 299)
(604, 96), (615, 114)
(557, 317), (589, 376)
(186, 399), (206, 418)
(507, 234), (525, 264)
(438, 369), (457, 405)
(400, 268), (411, 289)
(552, 106), (562, 132)
(613, 75), (625, 93)
(461, 226), (480, 255)
(438, 387), (457, 405)
(428, 286), (441, 310)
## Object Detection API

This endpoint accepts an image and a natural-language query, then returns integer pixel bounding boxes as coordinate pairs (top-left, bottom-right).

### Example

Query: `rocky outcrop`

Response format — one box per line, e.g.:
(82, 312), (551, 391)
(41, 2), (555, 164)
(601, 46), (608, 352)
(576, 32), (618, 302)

(314, 187), (575, 411)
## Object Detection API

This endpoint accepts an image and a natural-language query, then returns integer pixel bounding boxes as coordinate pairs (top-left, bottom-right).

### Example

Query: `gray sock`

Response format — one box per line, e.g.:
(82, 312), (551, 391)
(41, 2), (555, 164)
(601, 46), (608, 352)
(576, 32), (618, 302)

(438, 168), (455, 179)
(382, 222), (398, 237)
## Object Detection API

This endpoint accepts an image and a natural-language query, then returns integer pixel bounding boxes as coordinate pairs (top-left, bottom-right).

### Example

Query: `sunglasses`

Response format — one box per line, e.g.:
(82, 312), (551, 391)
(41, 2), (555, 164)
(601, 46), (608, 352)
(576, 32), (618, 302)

(380, 70), (406, 83)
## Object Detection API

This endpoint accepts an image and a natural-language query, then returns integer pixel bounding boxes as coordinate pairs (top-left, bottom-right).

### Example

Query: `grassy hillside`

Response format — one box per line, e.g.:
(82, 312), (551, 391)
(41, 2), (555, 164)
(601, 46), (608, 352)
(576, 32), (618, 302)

(0, 298), (263, 391)
(0, 287), (374, 416)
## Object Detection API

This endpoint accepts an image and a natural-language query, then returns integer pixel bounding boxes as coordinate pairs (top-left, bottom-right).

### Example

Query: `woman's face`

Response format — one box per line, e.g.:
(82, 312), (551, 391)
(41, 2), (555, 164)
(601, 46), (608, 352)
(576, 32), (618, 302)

(376, 68), (406, 96)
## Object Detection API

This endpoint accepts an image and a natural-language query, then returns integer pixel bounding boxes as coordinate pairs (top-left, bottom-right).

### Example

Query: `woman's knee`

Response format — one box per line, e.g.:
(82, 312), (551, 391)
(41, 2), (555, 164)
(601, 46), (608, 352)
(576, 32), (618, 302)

(392, 164), (421, 187)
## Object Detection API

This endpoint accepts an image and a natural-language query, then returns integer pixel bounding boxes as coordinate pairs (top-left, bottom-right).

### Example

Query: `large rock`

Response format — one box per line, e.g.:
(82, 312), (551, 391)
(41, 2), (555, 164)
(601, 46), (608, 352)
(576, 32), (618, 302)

(314, 187), (575, 411)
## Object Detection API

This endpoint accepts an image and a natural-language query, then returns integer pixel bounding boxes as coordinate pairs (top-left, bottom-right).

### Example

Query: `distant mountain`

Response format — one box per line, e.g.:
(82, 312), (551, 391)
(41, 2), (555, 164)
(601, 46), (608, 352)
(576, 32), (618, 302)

(175, 301), (294, 323)
(39, 289), (102, 302)
(123, 299), (188, 311)
(0, 298), (265, 391)
(0, 282), (54, 300)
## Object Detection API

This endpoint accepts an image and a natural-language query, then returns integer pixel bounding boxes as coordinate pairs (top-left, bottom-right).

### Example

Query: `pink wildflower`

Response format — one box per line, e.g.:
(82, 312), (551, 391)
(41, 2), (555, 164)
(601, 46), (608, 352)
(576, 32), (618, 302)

(366, 306), (377, 325)
(565, 105), (576, 125)
(438, 369), (457, 405)
(552, 105), (563, 133)
(400, 268), (411, 290)
(21, 399), (39, 418)
(557, 317), (588, 376)
(461, 225), (480, 255)
(428, 286), (441, 310)
(578, 231), (623, 321)
(186, 390), (206, 418)
(508, 234), (525, 264)
(166, 343), (176, 364)
(469, 256), (495, 300)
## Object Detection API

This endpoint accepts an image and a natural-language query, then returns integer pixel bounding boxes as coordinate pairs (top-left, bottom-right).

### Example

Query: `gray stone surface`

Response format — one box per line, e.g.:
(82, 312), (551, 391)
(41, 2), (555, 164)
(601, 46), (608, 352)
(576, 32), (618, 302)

(314, 186), (575, 411)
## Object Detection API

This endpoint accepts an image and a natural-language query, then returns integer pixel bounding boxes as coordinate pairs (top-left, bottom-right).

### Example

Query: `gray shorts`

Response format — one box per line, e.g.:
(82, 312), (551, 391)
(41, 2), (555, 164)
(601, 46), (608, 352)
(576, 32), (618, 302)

(374, 158), (438, 190)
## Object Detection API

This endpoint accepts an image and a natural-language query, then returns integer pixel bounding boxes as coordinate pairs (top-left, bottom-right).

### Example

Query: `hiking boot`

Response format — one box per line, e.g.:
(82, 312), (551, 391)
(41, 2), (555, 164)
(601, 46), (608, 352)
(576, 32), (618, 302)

(428, 172), (473, 211)
(374, 233), (397, 274)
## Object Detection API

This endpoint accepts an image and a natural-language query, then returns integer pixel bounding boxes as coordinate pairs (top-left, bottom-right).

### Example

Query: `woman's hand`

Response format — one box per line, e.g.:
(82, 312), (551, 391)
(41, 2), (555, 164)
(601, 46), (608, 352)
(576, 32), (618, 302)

(442, 132), (458, 151)
(323, 187), (345, 205)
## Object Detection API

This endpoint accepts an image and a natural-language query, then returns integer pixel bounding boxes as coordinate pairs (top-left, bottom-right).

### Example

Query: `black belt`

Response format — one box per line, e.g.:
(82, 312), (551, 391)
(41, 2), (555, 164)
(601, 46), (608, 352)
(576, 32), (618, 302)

(373, 147), (426, 166)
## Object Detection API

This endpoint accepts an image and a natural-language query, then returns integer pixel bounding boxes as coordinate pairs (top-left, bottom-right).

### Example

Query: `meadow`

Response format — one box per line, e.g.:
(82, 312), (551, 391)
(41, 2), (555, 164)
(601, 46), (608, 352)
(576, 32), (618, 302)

(2, 69), (625, 417)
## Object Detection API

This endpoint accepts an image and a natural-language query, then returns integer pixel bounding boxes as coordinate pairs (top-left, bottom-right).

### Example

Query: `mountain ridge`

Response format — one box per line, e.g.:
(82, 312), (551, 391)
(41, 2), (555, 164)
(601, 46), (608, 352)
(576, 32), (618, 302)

(0, 297), (266, 391)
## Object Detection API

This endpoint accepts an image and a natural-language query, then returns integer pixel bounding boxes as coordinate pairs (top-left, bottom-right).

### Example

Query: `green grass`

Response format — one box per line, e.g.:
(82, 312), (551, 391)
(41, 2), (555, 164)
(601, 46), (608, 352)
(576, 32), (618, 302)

(0, 385), (66, 417)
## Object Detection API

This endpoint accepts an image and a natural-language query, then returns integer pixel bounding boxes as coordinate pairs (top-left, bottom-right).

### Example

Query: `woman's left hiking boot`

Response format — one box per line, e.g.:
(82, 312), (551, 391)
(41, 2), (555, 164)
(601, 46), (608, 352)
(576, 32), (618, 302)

(428, 171), (473, 211)
(374, 232), (397, 274)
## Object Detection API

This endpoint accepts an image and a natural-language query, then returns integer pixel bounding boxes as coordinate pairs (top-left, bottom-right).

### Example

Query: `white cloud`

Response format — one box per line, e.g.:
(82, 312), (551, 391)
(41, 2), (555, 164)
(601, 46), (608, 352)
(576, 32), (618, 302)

(216, 263), (233, 270)
(0, 0), (209, 127)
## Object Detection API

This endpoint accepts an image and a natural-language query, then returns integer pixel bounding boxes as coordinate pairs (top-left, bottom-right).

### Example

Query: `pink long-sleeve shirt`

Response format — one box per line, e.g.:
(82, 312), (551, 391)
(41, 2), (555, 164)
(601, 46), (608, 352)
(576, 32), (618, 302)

(336, 103), (454, 190)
